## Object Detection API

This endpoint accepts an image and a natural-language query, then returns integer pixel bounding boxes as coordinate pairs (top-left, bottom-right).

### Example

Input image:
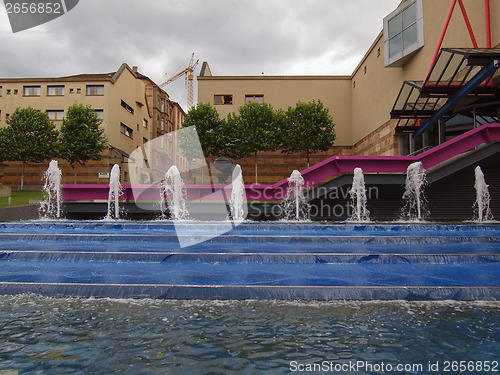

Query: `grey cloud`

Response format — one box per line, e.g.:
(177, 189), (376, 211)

(0, 0), (401, 106)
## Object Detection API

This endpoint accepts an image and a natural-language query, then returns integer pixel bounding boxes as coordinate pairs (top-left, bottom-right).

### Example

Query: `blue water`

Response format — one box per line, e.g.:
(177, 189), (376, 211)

(0, 296), (498, 374)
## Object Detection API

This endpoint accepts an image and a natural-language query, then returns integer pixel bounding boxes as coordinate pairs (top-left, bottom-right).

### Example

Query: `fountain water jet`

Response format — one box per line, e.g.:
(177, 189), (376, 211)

(40, 160), (62, 219)
(282, 170), (310, 221)
(230, 164), (245, 222)
(349, 167), (370, 222)
(106, 164), (123, 220)
(473, 166), (493, 222)
(402, 161), (427, 221)
(161, 166), (189, 220)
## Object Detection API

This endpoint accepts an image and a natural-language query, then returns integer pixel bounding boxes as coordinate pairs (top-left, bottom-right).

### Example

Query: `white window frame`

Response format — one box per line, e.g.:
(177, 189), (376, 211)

(383, 0), (424, 67)
(47, 110), (64, 121)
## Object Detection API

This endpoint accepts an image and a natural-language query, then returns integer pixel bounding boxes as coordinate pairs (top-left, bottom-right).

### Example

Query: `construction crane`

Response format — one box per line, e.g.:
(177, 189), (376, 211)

(160, 53), (199, 109)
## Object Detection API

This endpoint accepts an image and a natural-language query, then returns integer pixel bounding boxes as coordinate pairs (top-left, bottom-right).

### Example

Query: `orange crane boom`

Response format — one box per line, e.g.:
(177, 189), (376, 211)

(160, 53), (199, 109)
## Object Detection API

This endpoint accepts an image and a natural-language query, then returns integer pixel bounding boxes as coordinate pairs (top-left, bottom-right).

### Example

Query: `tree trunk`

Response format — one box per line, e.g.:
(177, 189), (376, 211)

(21, 160), (25, 190)
(307, 149), (310, 169)
(254, 151), (258, 185)
(74, 164), (77, 184)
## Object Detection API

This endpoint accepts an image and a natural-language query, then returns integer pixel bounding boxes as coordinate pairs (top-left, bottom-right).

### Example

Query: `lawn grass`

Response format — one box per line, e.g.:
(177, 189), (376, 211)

(0, 190), (44, 207)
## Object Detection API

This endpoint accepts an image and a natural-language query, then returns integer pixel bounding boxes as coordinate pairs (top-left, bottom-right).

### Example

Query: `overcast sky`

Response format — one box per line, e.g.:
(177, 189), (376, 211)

(0, 0), (402, 110)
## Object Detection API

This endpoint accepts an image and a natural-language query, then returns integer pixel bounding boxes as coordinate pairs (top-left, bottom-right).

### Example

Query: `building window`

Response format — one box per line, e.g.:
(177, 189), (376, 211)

(94, 109), (104, 119)
(0, 86), (2, 97)
(214, 94), (233, 105)
(143, 137), (148, 145)
(161, 100), (165, 112)
(121, 99), (134, 114)
(120, 123), (133, 138)
(23, 86), (41, 96)
(383, 0), (424, 67)
(161, 118), (165, 131)
(143, 119), (148, 128)
(86, 85), (104, 96)
(47, 85), (64, 96)
(47, 110), (64, 121)
(245, 95), (264, 104)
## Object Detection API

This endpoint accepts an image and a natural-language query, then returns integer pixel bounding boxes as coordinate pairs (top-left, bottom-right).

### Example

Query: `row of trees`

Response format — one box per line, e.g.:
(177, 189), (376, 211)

(0, 104), (108, 188)
(181, 100), (336, 183)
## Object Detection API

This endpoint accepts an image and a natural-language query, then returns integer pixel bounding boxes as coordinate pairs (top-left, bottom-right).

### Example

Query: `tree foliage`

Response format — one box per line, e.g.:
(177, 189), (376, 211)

(228, 102), (282, 183)
(59, 104), (108, 168)
(281, 100), (336, 167)
(180, 103), (229, 160)
(2, 107), (59, 189)
(181, 100), (336, 182)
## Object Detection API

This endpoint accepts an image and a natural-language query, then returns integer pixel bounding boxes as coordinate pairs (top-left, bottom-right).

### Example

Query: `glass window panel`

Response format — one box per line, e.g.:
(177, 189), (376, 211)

(223, 95), (233, 104)
(87, 85), (104, 96)
(403, 23), (418, 49)
(388, 13), (401, 38)
(389, 34), (402, 57)
(255, 96), (264, 104)
(47, 110), (64, 120)
(214, 95), (223, 105)
(0, 86), (2, 97)
(402, 3), (417, 29)
(47, 86), (64, 96)
(245, 96), (253, 104)
(95, 110), (104, 119)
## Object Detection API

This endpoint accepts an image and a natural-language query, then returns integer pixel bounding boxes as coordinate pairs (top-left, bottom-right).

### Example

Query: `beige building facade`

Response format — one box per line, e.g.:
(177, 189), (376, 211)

(198, 0), (500, 183)
(0, 63), (186, 187)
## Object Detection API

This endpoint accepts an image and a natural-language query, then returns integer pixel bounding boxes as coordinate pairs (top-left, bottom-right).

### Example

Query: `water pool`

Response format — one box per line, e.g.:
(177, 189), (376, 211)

(0, 296), (498, 374)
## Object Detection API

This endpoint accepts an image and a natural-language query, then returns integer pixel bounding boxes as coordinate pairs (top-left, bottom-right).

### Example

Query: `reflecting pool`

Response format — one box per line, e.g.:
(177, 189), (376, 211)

(0, 296), (498, 374)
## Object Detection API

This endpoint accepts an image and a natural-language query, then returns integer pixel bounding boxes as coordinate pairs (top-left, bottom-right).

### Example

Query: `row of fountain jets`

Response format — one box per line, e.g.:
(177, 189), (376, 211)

(40, 160), (493, 222)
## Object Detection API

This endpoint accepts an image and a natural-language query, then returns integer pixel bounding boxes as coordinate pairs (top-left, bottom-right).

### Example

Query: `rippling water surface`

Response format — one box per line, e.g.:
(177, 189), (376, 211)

(0, 296), (498, 374)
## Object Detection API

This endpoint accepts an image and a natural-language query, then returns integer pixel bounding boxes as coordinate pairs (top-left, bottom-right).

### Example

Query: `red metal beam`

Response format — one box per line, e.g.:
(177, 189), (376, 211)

(485, 0), (491, 48)
(457, 0), (478, 48)
(424, 0), (457, 83)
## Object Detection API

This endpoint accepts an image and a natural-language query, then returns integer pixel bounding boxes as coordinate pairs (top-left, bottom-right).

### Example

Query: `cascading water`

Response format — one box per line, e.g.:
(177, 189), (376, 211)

(402, 161), (427, 221)
(282, 170), (310, 221)
(106, 164), (123, 220)
(40, 160), (62, 219)
(349, 167), (370, 222)
(230, 164), (246, 222)
(161, 166), (189, 220)
(473, 166), (493, 222)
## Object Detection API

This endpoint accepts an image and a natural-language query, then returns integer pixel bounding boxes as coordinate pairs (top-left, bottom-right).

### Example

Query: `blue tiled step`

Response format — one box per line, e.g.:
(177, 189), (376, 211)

(1, 251), (499, 264)
(1, 261), (499, 287)
(1, 220), (499, 300)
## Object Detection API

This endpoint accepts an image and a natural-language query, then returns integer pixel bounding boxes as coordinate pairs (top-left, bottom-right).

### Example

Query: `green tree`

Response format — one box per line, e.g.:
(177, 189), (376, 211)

(59, 104), (108, 183)
(2, 107), (59, 189)
(180, 103), (229, 160)
(282, 100), (336, 168)
(229, 102), (282, 184)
